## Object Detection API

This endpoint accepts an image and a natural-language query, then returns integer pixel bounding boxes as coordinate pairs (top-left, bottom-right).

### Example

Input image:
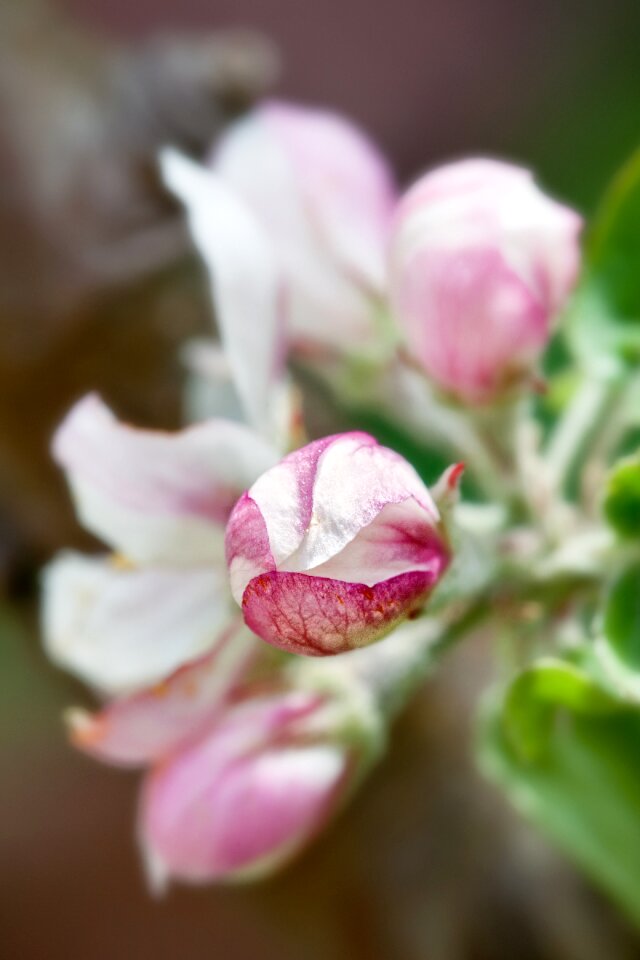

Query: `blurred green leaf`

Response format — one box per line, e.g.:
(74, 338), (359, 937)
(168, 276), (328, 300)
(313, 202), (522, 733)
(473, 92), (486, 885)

(603, 457), (640, 538)
(603, 561), (640, 675)
(479, 662), (640, 926)
(569, 148), (640, 372)
(503, 658), (620, 761)
(587, 148), (640, 318)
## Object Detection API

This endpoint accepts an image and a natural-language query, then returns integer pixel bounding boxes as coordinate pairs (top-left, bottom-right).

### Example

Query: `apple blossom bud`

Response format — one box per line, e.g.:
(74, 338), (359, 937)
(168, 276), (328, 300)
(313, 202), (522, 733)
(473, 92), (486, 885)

(225, 432), (451, 656)
(140, 683), (379, 887)
(212, 99), (396, 350)
(389, 159), (582, 403)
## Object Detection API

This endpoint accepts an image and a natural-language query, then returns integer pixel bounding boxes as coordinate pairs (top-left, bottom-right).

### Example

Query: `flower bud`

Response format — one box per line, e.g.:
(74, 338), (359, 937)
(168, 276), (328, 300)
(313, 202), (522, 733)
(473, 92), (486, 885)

(140, 685), (375, 887)
(389, 159), (582, 403)
(213, 99), (396, 350)
(225, 432), (451, 656)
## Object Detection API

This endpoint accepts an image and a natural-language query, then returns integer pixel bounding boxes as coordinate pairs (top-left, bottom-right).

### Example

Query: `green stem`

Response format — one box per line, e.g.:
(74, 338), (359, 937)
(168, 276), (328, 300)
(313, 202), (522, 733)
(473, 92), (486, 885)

(344, 596), (492, 720)
(545, 375), (623, 498)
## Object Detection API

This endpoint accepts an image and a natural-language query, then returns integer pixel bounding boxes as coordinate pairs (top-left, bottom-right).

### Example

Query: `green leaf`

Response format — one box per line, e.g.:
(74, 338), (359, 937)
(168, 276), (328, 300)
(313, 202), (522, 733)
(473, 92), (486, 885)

(604, 457), (640, 538)
(601, 560), (640, 681)
(568, 148), (640, 372)
(587, 148), (640, 319)
(479, 660), (640, 926)
(503, 658), (620, 761)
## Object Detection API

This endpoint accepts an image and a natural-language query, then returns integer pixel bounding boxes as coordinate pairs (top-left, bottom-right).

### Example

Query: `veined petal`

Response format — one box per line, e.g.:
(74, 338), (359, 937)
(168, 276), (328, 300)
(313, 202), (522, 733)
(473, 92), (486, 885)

(242, 570), (438, 656)
(53, 394), (277, 565)
(161, 149), (284, 436)
(66, 625), (259, 767)
(42, 552), (236, 695)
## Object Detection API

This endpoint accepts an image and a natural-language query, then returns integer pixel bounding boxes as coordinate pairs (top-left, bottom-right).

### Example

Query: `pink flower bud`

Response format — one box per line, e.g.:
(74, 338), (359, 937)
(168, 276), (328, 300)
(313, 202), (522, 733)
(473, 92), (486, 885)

(389, 159), (582, 403)
(213, 100), (396, 350)
(140, 689), (354, 886)
(225, 432), (451, 656)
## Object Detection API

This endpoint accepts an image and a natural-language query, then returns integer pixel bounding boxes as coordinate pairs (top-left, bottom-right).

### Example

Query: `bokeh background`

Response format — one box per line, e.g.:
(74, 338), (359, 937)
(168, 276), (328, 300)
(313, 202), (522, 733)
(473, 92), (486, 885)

(2, 1), (640, 957)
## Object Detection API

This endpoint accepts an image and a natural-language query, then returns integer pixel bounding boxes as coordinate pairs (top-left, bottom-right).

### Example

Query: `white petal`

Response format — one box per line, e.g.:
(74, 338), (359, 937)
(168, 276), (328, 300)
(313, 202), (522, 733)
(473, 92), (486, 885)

(53, 394), (278, 565)
(42, 552), (236, 695)
(161, 149), (283, 436)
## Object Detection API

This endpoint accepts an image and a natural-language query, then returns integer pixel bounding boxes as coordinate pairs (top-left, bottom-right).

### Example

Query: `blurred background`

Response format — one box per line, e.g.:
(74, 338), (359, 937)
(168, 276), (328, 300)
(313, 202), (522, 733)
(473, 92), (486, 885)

(2, 1), (640, 956)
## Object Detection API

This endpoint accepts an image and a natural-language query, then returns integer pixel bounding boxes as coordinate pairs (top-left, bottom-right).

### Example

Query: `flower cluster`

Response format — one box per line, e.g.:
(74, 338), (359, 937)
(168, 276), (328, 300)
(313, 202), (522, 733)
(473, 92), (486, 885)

(43, 96), (583, 890)
(203, 100), (581, 402)
(44, 393), (449, 885)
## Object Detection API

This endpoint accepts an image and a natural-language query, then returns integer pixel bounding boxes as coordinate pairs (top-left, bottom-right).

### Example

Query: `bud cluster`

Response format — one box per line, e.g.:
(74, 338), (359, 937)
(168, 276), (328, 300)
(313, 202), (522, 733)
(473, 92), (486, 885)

(42, 96), (585, 890)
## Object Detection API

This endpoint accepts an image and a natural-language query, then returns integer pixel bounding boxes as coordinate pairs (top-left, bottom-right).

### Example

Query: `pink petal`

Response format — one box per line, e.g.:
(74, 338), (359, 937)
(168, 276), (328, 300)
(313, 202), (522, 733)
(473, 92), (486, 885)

(53, 394), (277, 565)
(42, 552), (236, 695)
(225, 492), (275, 605)
(393, 246), (547, 401)
(241, 569), (439, 656)
(141, 740), (347, 885)
(251, 433), (436, 564)
(305, 499), (449, 586)
(278, 436), (440, 574)
(66, 624), (258, 767)
(261, 100), (396, 291)
(160, 149), (285, 437)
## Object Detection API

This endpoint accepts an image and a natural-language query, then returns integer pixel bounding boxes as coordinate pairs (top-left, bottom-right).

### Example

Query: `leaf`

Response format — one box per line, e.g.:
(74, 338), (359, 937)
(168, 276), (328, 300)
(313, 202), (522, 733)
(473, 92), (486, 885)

(597, 561), (640, 701)
(502, 658), (620, 761)
(568, 149), (640, 372)
(587, 148), (640, 319)
(478, 660), (640, 926)
(603, 457), (640, 538)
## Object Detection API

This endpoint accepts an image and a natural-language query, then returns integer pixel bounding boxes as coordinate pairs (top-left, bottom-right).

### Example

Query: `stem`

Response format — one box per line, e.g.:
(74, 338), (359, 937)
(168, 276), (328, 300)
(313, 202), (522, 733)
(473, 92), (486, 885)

(545, 376), (622, 498)
(343, 596), (491, 720)
(377, 360), (517, 503)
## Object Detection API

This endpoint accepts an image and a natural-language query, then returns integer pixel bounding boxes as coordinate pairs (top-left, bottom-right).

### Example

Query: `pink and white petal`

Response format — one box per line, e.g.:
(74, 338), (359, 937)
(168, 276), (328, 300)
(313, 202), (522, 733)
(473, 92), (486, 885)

(141, 740), (347, 886)
(305, 499), (449, 586)
(225, 493), (275, 605)
(394, 246), (547, 401)
(53, 394), (277, 565)
(280, 434), (439, 573)
(499, 190), (583, 312)
(66, 624), (259, 767)
(42, 552), (236, 695)
(241, 569), (438, 656)
(400, 158), (532, 212)
(213, 106), (382, 351)
(244, 434), (338, 568)
(262, 100), (396, 292)
(161, 149), (284, 437)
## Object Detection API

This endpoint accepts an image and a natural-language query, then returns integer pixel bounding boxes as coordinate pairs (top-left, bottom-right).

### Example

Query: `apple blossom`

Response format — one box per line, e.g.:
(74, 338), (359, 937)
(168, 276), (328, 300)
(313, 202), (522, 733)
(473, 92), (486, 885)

(211, 99), (396, 351)
(389, 158), (582, 403)
(42, 393), (278, 693)
(225, 432), (452, 656)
